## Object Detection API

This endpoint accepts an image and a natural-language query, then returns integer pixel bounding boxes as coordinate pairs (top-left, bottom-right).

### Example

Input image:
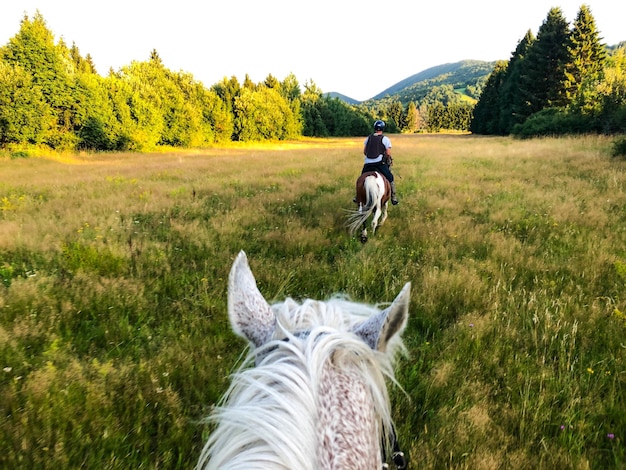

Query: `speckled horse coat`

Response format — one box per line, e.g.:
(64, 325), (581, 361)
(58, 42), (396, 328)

(197, 251), (410, 470)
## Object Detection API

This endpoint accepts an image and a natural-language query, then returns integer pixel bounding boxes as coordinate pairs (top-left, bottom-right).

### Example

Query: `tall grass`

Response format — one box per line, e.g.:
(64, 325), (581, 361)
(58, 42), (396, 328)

(1, 135), (624, 468)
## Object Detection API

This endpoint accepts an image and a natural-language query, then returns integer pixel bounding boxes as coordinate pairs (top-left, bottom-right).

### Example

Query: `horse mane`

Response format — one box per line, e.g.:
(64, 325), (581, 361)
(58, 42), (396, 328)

(198, 295), (405, 469)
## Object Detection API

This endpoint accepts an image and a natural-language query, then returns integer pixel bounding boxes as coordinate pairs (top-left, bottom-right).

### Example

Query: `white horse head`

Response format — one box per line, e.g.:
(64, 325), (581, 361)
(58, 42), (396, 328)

(198, 251), (410, 469)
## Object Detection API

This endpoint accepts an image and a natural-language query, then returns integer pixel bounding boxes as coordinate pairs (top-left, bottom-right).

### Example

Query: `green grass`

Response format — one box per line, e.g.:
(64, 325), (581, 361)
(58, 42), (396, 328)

(1, 135), (625, 468)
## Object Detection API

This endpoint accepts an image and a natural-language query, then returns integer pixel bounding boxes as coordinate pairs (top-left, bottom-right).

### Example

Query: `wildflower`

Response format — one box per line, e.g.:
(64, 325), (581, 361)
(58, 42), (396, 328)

(560, 425), (565, 430)
(587, 367), (594, 374)
(469, 323), (474, 328)
(607, 433), (615, 439)
(3, 367), (11, 373)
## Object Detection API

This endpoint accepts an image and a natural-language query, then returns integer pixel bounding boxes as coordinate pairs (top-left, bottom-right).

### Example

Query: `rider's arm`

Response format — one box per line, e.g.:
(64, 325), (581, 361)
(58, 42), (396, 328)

(384, 137), (392, 157)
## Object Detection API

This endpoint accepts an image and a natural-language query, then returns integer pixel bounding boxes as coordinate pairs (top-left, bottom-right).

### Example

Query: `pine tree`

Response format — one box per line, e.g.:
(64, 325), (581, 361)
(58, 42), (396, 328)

(70, 43), (97, 74)
(519, 7), (573, 119)
(280, 73), (301, 102)
(301, 80), (327, 137)
(403, 101), (418, 133)
(149, 49), (162, 65)
(499, 30), (535, 133)
(263, 74), (280, 89)
(243, 74), (256, 90)
(566, 4), (606, 111)
(387, 99), (403, 129)
(470, 61), (508, 134)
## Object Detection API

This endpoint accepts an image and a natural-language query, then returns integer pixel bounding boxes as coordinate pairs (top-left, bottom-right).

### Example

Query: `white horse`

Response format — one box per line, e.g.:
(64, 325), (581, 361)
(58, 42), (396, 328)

(346, 171), (391, 243)
(198, 251), (410, 469)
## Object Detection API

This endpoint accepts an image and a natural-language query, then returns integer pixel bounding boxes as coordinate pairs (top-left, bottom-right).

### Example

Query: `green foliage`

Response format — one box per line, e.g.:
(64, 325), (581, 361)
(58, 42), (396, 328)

(611, 135), (626, 158)
(234, 86), (302, 141)
(470, 61), (509, 135)
(473, 6), (626, 137)
(372, 60), (493, 107)
(115, 62), (165, 150)
(1, 8), (622, 148)
(403, 101), (418, 133)
(1, 12), (76, 149)
(74, 73), (123, 151)
(366, 61), (494, 133)
(496, 30), (536, 134)
(0, 61), (53, 145)
(566, 4), (606, 105)
(301, 86), (374, 138)
(78, 117), (111, 151)
(520, 7), (573, 117)
(425, 101), (473, 133)
(280, 73), (301, 102)
(0, 13), (305, 151)
(512, 107), (591, 137)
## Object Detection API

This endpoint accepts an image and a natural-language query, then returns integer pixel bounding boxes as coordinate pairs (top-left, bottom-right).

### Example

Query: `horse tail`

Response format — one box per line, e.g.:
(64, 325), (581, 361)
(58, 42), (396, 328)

(345, 175), (380, 236)
(362, 174), (380, 210)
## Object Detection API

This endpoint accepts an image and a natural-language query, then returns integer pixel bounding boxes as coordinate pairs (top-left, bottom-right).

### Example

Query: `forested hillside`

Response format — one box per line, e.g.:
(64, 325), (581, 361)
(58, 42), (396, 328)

(370, 60), (493, 104)
(359, 60), (494, 134)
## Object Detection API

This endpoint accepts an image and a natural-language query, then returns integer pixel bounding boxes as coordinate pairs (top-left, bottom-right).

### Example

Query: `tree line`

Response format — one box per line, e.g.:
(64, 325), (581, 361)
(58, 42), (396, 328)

(471, 5), (626, 137)
(0, 12), (395, 152)
(3, 7), (624, 152)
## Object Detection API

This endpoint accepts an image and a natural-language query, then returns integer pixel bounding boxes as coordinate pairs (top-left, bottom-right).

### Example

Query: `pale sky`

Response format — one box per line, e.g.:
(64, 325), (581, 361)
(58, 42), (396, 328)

(1, 1), (624, 102)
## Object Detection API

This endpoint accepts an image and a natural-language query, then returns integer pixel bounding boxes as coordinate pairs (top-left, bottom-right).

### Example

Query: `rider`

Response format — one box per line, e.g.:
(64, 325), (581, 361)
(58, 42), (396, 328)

(358, 119), (398, 205)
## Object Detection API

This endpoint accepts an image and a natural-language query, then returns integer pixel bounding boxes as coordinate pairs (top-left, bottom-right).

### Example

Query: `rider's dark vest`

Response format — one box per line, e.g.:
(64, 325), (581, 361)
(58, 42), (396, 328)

(365, 134), (386, 160)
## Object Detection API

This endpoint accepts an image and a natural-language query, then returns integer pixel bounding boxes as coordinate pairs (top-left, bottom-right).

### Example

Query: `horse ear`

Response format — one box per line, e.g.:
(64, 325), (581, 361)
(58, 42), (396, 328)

(353, 283), (410, 352)
(228, 251), (276, 348)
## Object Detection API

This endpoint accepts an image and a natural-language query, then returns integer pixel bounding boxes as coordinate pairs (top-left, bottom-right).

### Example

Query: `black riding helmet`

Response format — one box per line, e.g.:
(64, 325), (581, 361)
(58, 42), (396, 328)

(373, 120), (385, 131)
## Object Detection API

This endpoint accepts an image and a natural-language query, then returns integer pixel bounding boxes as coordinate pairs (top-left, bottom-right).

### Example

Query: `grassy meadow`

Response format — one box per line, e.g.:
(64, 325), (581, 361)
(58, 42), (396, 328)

(1, 134), (625, 469)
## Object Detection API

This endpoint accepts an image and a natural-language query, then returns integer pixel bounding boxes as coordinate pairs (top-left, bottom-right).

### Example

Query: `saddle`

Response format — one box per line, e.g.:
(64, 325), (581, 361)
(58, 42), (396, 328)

(362, 163), (391, 182)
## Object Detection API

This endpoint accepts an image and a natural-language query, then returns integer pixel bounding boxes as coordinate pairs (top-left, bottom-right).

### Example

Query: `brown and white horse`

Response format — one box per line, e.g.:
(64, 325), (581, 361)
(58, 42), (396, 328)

(346, 171), (391, 243)
(197, 251), (410, 469)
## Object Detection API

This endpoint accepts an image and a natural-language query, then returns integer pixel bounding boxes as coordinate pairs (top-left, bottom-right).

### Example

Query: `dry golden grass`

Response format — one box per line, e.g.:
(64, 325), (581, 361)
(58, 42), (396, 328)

(1, 134), (625, 468)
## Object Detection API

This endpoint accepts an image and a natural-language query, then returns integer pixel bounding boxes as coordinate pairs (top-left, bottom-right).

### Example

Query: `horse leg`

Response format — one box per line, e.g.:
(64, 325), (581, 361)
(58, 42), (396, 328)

(360, 221), (368, 243)
(371, 203), (382, 234)
(380, 201), (388, 226)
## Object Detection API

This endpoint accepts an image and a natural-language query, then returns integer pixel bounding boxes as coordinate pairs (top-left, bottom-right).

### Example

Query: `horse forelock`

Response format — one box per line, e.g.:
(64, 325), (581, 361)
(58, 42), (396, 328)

(199, 297), (401, 469)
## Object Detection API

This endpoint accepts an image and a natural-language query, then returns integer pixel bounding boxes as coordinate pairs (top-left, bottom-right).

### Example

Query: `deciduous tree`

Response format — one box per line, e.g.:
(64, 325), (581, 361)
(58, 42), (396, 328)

(2, 12), (76, 148)
(0, 61), (53, 145)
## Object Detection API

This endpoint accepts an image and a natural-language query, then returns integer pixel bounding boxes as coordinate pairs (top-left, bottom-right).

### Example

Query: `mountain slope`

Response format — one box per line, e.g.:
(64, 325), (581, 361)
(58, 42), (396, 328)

(329, 60), (496, 105)
(326, 92), (360, 105)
